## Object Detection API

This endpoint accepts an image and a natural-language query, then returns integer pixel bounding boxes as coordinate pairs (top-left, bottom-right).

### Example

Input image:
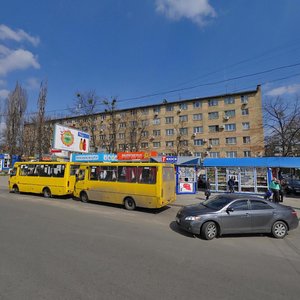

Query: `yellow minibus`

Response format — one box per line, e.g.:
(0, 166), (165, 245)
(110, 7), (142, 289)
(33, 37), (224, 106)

(9, 161), (80, 197)
(74, 162), (176, 210)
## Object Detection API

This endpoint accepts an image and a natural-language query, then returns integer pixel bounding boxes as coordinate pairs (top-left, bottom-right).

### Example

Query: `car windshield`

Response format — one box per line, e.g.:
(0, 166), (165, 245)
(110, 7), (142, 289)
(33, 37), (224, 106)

(202, 195), (232, 210)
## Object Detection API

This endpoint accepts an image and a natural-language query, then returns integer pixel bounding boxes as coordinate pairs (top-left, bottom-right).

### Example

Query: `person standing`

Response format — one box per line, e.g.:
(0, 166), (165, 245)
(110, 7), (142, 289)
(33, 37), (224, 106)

(228, 177), (235, 193)
(269, 177), (280, 203)
(204, 178), (211, 200)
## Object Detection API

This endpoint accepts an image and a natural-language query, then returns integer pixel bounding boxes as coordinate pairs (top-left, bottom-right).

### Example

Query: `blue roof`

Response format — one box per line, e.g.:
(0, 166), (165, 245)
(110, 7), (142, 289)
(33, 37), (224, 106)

(203, 157), (300, 168)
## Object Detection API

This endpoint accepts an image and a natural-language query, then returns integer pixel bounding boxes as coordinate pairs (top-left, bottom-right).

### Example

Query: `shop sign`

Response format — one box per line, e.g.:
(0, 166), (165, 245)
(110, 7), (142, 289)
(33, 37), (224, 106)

(117, 151), (157, 160)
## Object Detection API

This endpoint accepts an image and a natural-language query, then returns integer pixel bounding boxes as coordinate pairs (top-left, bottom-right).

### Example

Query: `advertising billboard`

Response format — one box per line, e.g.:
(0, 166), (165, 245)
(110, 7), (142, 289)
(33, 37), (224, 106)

(53, 124), (90, 153)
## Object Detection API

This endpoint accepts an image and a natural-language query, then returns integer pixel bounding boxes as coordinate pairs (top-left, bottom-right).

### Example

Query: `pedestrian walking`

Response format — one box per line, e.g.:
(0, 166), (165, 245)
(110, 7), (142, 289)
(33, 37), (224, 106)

(269, 177), (281, 203)
(228, 177), (235, 193)
(204, 178), (211, 200)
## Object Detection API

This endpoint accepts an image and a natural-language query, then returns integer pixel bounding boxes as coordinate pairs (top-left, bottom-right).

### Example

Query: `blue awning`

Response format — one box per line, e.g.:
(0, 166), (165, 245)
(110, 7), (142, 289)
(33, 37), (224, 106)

(203, 157), (300, 168)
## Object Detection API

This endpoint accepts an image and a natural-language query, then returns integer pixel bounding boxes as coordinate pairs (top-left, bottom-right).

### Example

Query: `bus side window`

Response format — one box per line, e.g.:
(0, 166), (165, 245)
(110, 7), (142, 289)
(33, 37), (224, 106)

(76, 170), (85, 181)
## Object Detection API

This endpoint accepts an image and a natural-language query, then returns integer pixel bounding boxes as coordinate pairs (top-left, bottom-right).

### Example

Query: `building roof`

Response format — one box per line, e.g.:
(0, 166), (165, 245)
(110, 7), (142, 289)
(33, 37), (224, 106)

(203, 157), (300, 168)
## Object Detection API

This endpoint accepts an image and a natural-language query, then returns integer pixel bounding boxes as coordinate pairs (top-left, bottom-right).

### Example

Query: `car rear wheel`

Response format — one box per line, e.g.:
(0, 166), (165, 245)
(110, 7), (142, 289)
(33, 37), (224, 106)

(80, 192), (89, 203)
(124, 197), (136, 210)
(201, 221), (218, 240)
(272, 221), (287, 239)
(43, 187), (52, 198)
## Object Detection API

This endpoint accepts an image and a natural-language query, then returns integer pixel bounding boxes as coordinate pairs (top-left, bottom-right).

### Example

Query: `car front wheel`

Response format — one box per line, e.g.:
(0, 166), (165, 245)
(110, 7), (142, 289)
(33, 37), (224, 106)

(201, 221), (218, 240)
(272, 221), (287, 239)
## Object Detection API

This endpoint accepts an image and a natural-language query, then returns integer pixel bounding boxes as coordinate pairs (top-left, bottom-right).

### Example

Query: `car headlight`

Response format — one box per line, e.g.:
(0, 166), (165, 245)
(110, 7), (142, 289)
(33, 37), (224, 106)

(185, 216), (201, 221)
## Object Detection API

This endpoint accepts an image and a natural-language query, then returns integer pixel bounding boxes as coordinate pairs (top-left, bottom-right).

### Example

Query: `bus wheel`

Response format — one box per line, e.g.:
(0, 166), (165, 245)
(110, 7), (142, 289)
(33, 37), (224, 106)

(43, 188), (52, 198)
(13, 185), (19, 193)
(80, 192), (89, 203)
(124, 197), (136, 210)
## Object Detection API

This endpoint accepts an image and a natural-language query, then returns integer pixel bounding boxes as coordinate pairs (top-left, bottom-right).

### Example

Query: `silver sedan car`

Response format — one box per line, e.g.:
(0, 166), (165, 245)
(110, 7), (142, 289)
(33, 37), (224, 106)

(176, 194), (299, 240)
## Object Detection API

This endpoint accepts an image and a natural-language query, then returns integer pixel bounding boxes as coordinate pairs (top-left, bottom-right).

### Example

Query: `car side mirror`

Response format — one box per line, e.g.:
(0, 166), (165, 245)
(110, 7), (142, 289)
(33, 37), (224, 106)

(226, 207), (234, 213)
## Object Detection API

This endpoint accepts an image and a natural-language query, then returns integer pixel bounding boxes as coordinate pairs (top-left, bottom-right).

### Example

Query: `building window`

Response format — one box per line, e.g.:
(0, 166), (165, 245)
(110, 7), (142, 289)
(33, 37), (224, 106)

(141, 119), (149, 126)
(179, 103), (188, 110)
(241, 95), (249, 104)
(179, 115), (188, 122)
(226, 137), (237, 144)
(224, 97), (235, 104)
(153, 107), (160, 113)
(166, 141), (174, 147)
(209, 138), (219, 145)
(225, 124), (236, 131)
(166, 105), (174, 111)
(193, 101), (202, 108)
(141, 108), (149, 115)
(141, 131), (148, 137)
(141, 142), (149, 149)
(224, 110), (235, 118)
(194, 152), (201, 157)
(208, 99), (218, 106)
(130, 121), (137, 127)
(179, 128), (188, 135)
(99, 134), (106, 140)
(244, 151), (251, 157)
(153, 130), (161, 136)
(153, 142), (161, 148)
(194, 139), (204, 146)
(193, 126), (203, 134)
(210, 152), (220, 158)
(130, 110), (137, 115)
(208, 112), (219, 120)
(243, 136), (251, 144)
(193, 113), (202, 121)
(179, 140), (188, 146)
(153, 118), (160, 125)
(118, 133), (125, 139)
(226, 151), (237, 158)
(242, 108), (249, 115)
(166, 129), (174, 136)
(100, 115), (106, 120)
(165, 116), (174, 124)
(242, 122), (250, 130)
(118, 144), (126, 150)
(119, 122), (126, 128)
(208, 125), (219, 132)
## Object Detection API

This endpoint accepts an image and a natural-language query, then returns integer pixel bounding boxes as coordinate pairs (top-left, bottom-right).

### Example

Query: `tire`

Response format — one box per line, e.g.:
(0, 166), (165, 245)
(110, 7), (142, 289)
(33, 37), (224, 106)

(43, 188), (52, 198)
(13, 185), (19, 194)
(201, 221), (218, 240)
(272, 221), (287, 239)
(124, 197), (136, 210)
(80, 192), (89, 203)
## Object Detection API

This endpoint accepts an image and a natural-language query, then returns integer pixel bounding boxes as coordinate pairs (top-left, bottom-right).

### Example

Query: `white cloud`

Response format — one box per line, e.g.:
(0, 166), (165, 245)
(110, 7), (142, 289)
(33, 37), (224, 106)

(0, 88), (9, 99)
(0, 47), (40, 76)
(155, 0), (216, 27)
(0, 24), (40, 46)
(265, 83), (300, 97)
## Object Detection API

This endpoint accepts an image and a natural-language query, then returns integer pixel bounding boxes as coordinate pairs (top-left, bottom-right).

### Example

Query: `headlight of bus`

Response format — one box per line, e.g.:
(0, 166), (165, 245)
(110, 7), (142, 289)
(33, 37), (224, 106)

(185, 216), (201, 221)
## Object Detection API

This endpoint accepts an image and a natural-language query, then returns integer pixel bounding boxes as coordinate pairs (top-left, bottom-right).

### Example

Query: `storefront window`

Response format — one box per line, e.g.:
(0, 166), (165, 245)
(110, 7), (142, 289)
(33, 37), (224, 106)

(217, 167), (227, 191)
(240, 168), (255, 192)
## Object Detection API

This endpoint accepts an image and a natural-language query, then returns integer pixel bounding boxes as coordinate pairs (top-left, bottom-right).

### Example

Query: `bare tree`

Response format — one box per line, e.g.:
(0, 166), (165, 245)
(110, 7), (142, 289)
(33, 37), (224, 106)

(5, 83), (27, 157)
(71, 90), (100, 152)
(36, 81), (48, 159)
(264, 96), (300, 156)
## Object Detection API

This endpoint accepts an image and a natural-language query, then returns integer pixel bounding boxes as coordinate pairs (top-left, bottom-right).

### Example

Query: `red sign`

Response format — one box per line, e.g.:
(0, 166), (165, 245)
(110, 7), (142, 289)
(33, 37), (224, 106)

(117, 151), (158, 160)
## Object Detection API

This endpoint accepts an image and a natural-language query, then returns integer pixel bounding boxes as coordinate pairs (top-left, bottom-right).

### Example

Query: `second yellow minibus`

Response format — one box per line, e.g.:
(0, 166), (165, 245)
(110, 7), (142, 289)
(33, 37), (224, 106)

(74, 162), (176, 210)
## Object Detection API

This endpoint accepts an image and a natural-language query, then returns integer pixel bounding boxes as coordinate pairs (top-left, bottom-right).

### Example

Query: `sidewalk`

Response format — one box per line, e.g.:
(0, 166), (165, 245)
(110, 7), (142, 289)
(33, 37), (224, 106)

(172, 191), (300, 215)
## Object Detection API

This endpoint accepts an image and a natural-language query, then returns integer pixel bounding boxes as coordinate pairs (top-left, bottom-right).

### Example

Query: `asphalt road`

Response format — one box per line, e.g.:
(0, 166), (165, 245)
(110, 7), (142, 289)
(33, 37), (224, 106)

(0, 180), (300, 299)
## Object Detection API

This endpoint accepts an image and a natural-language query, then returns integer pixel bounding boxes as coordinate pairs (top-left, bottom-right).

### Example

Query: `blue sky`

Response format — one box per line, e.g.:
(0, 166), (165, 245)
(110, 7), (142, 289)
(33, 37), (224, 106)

(1, 0), (300, 117)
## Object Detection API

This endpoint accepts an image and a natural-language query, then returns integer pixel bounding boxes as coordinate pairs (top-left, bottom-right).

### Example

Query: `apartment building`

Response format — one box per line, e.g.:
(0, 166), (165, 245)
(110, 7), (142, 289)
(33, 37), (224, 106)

(24, 85), (264, 158)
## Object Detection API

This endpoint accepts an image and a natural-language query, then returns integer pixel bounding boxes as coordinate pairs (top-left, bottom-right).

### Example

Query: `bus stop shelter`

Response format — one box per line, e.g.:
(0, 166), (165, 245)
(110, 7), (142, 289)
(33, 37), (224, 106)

(203, 157), (300, 194)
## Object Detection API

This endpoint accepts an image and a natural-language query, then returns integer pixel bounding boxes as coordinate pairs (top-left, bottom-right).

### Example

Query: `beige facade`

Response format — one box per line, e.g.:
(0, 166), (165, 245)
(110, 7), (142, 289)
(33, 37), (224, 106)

(24, 85), (265, 158)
